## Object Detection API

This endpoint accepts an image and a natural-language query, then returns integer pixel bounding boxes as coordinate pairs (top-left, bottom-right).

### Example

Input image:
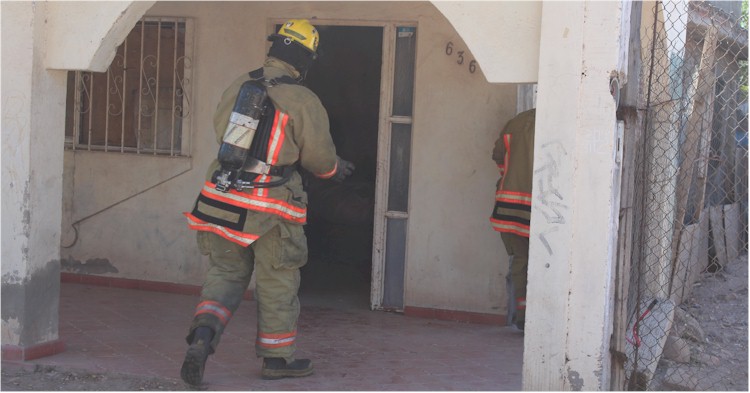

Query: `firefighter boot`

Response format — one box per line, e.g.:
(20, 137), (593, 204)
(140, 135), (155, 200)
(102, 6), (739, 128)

(261, 358), (314, 380)
(181, 326), (214, 386)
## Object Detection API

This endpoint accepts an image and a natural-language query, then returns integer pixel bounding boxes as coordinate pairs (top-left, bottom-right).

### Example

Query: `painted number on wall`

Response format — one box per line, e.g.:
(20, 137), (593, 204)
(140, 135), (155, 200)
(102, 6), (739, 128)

(445, 42), (477, 74)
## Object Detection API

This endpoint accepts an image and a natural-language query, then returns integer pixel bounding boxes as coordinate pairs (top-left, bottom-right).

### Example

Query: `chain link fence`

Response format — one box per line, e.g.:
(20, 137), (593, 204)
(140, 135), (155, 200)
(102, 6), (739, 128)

(617, 1), (748, 390)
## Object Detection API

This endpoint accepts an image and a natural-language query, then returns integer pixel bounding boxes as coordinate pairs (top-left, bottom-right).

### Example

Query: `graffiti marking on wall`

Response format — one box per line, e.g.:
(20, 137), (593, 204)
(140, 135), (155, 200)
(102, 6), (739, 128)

(539, 226), (559, 256)
(534, 140), (570, 256)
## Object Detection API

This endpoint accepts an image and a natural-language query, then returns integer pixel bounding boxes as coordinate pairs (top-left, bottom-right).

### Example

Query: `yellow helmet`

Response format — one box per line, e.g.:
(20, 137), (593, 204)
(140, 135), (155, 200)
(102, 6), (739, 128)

(277, 19), (319, 54)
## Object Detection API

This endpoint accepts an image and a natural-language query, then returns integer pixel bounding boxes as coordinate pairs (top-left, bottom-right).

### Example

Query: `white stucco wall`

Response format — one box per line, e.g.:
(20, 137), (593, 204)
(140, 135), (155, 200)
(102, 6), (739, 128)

(406, 11), (516, 313)
(2, 1), (66, 346)
(1, 0), (35, 346)
(45, 1), (155, 72)
(2, 1), (34, 287)
(432, 1), (542, 83)
(59, 1), (518, 316)
(524, 1), (625, 389)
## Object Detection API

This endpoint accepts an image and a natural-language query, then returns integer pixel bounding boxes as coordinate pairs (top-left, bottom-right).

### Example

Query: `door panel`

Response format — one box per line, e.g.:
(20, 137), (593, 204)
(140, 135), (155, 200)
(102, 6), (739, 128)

(371, 25), (417, 311)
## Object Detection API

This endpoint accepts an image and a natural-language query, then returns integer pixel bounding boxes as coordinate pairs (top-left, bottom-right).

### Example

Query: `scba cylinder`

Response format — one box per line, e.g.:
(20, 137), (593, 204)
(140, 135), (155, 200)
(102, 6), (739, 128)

(215, 80), (268, 192)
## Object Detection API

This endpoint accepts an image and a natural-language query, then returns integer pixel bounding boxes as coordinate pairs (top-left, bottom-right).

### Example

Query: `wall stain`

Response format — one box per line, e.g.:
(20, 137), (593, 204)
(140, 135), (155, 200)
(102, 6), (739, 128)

(1, 260), (60, 346)
(21, 181), (31, 260)
(2, 270), (23, 285)
(568, 370), (584, 391)
(61, 257), (119, 274)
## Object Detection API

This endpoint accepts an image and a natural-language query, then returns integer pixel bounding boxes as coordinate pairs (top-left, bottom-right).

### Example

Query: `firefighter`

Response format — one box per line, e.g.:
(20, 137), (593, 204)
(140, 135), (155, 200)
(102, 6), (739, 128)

(489, 108), (535, 332)
(181, 19), (354, 385)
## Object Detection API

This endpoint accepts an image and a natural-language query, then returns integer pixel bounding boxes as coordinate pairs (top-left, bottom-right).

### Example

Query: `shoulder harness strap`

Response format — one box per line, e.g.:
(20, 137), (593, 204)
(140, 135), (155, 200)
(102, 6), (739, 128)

(249, 68), (299, 86)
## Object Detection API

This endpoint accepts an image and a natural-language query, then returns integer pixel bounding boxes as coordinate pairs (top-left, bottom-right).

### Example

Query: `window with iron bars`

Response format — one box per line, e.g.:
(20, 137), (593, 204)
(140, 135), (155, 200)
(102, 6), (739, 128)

(64, 17), (193, 156)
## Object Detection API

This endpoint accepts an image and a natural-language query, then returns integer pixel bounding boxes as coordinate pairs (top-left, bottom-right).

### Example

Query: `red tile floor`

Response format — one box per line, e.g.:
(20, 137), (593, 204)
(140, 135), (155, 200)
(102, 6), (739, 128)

(5, 283), (524, 391)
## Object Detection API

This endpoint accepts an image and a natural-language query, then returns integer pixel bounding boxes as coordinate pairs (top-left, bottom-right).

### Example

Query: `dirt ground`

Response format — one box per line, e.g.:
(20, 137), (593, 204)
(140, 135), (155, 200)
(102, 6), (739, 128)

(650, 253), (749, 391)
(1, 365), (186, 391)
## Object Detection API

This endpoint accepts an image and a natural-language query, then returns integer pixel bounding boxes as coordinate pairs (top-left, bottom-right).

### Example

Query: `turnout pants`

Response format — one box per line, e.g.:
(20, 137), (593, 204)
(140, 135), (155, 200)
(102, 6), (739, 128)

(500, 232), (529, 323)
(186, 223), (308, 362)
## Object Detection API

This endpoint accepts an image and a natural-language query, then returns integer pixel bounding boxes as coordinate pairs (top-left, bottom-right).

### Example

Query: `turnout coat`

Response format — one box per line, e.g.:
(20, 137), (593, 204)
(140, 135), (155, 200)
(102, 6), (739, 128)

(490, 108), (536, 237)
(185, 57), (339, 246)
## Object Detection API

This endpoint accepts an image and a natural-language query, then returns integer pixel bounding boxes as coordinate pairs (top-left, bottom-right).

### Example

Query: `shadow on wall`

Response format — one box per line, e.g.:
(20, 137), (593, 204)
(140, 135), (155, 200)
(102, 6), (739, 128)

(61, 257), (119, 274)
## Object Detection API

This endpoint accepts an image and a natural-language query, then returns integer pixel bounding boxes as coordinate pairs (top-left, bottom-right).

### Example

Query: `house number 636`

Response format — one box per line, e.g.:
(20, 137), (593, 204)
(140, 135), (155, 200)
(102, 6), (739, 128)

(445, 41), (477, 74)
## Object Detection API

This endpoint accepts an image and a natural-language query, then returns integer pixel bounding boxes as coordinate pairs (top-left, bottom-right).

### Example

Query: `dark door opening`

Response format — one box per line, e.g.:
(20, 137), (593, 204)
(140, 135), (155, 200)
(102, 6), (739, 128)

(297, 25), (383, 308)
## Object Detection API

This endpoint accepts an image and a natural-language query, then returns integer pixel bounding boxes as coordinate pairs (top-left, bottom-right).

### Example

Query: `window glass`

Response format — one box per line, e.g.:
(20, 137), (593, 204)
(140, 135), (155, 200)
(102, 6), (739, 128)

(387, 123), (412, 212)
(391, 27), (416, 117)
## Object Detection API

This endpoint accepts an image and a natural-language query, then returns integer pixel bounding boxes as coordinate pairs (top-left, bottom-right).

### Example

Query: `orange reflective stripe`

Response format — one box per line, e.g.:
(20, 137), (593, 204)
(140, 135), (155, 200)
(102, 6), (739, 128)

(185, 212), (259, 246)
(490, 217), (530, 237)
(200, 182), (306, 224)
(316, 160), (337, 179)
(258, 331), (297, 339)
(266, 111), (288, 166)
(253, 110), (288, 198)
(194, 300), (232, 325)
(495, 190), (533, 206)
(516, 298), (527, 310)
(256, 331), (296, 348)
(497, 190), (532, 198)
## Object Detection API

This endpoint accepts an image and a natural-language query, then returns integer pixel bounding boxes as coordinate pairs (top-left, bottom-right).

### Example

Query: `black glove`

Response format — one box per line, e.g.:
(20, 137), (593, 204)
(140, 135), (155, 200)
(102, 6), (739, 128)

(332, 157), (355, 182)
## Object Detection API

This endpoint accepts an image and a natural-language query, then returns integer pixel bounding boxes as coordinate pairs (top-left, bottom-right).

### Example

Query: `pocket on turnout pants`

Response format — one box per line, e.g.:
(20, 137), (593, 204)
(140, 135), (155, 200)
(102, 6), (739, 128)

(196, 231), (212, 256)
(274, 223), (308, 270)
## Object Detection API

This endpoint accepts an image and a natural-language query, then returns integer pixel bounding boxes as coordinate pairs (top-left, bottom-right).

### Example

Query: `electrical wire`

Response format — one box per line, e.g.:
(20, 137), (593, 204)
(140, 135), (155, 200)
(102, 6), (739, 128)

(61, 163), (192, 249)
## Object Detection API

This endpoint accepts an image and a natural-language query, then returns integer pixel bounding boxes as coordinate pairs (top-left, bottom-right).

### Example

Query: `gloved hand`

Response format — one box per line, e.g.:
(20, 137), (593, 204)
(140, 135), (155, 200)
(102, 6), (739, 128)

(332, 157), (355, 182)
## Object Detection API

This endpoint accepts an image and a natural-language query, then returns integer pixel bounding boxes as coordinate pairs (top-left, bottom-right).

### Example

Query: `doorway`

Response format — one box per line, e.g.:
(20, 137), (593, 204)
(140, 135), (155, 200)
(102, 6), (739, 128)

(297, 25), (383, 309)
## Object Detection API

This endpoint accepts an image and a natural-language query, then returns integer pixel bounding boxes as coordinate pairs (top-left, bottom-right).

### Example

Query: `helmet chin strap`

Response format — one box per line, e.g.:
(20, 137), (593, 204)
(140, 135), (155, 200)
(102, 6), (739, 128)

(297, 70), (308, 83)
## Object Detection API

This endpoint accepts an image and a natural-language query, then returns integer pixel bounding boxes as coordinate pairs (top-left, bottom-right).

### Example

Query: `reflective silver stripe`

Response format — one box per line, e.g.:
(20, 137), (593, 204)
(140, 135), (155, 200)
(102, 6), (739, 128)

(255, 175), (268, 197)
(257, 336), (296, 345)
(495, 191), (533, 204)
(257, 111), (286, 198)
(266, 112), (285, 165)
(199, 304), (230, 318)
(202, 185), (305, 220)
(196, 303), (232, 323)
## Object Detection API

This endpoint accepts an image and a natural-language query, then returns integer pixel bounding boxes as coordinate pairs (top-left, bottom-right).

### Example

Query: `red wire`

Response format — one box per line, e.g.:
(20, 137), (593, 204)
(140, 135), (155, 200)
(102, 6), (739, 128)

(626, 306), (654, 347)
